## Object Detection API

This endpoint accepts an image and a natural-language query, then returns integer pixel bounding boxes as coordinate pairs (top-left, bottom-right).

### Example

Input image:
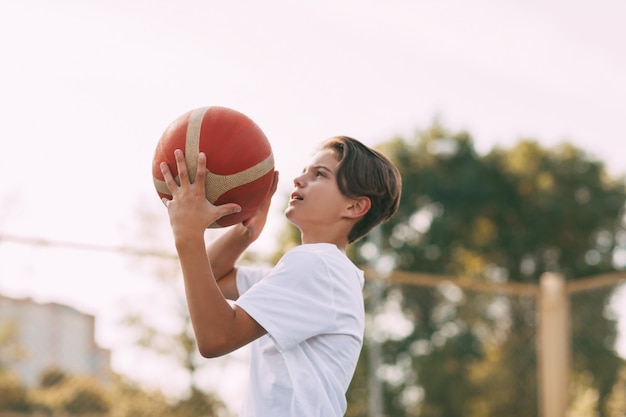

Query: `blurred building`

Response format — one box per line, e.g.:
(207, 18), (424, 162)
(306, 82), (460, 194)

(0, 294), (111, 386)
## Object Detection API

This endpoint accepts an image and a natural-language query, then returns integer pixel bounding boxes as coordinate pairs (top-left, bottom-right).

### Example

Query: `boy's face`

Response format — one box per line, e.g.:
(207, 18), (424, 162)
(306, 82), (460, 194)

(285, 149), (354, 236)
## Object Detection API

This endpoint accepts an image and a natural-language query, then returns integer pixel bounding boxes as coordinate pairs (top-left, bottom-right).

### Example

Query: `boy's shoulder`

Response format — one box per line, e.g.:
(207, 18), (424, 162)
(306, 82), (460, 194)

(282, 243), (361, 275)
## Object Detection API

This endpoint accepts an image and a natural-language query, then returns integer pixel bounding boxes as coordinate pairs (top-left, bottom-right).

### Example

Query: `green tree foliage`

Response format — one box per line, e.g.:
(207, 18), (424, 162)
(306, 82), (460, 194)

(0, 324), (31, 413)
(340, 122), (626, 416)
(107, 375), (173, 417)
(108, 374), (230, 417)
(0, 368), (229, 417)
(39, 367), (67, 388)
(29, 372), (110, 416)
(0, 370), (30, 412)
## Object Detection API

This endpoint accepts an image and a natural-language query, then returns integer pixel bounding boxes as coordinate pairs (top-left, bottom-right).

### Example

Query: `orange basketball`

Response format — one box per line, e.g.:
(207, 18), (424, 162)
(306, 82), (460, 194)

(152, 106), (275, 227)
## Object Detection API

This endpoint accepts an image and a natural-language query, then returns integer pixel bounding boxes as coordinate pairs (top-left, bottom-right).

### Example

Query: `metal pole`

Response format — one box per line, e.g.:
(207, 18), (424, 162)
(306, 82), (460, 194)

(537, 272), (570, 417)
(366, 226), (385, 417)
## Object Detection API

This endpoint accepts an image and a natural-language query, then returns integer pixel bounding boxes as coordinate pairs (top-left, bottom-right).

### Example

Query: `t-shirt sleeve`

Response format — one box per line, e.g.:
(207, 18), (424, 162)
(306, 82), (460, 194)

(236, 265), (272, 295)
(235, 249), (336, 352)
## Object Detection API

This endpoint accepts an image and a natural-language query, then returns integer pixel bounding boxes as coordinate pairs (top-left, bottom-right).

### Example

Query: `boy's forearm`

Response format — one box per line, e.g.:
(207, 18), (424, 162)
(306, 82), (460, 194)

(175, 236), (241, 355)
(207, 224), (255, 281)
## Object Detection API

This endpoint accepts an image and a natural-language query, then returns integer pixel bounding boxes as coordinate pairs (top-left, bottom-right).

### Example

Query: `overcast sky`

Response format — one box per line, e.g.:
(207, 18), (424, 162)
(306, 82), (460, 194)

(1, 0), (625, 408)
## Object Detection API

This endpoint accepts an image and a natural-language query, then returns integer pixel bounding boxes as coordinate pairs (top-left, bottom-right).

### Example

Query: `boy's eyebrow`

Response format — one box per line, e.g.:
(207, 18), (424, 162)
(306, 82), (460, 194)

(314, 165), (335, 174)
(302, 164), (335, 174)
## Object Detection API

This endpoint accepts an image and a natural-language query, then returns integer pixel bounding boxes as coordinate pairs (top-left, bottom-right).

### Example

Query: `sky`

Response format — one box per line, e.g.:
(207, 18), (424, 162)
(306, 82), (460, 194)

(1, 0), (626, 410)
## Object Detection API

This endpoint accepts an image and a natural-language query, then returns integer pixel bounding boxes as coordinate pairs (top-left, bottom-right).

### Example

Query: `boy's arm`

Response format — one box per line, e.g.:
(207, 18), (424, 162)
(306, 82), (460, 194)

(206, 224), (254, 300)
(175, 234), (266, 357)
(160, 150), (275, 357)
(208, 171), (278, 300)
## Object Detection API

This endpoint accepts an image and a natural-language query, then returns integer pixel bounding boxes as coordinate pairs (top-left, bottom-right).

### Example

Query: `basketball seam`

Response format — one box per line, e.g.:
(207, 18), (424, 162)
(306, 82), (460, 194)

(184, 107), (205, 180)
(152, 153), (274, 203)
(204, 153), (274, 201)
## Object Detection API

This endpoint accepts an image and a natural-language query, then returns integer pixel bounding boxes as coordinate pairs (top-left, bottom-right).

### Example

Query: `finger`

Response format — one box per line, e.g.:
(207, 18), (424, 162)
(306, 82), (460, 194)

(259, 171), (279, 207)
(195, 152), (207, 186)
(161, 197), (170, 207)
(160, 162), (179, 192)
(174, 149), (190, 185)
(216, 203), (242, 219)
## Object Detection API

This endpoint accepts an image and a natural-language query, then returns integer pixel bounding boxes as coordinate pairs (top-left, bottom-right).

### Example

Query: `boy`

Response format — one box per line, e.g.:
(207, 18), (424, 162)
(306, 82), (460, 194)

(160, 136), (402, 416)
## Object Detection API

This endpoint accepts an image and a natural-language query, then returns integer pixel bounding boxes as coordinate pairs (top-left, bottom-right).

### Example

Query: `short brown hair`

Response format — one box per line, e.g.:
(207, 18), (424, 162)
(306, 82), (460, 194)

(321, 136), (402, 243)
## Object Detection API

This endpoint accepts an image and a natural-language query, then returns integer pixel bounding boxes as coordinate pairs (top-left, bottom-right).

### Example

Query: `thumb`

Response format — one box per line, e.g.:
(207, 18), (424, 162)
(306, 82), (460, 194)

(216, 203), (242, 219)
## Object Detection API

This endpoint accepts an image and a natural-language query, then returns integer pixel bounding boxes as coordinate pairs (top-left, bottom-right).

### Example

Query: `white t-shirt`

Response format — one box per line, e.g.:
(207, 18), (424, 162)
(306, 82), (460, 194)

(235, 243), (365, 417)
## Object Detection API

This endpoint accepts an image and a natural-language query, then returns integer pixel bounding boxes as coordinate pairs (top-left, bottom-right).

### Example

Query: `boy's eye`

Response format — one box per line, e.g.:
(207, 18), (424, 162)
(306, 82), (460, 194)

(316, 171), (326, 177)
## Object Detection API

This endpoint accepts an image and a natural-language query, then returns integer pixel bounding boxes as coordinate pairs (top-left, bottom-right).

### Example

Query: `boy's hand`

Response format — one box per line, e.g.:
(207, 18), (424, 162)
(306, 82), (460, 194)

(241, 170), (279, 242)
(160, 149), (241, 241)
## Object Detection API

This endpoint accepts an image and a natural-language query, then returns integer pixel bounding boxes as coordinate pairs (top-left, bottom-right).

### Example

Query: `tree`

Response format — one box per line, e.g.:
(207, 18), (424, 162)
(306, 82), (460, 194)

(28, 367), (226, 417)
(0, 322), (31, 414)
(0, 370), (30, 413)
(29, 371), (110, 416)
(340, 122), (626, 416)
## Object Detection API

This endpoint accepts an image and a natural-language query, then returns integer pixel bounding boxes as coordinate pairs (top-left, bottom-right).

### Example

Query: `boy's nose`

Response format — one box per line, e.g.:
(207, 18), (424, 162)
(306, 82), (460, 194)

(293, 175), (305, 187)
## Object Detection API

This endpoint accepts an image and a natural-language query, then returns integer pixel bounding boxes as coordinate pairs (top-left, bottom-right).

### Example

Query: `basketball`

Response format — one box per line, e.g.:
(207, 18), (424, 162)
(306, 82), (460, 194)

(152, 106), (275, 227)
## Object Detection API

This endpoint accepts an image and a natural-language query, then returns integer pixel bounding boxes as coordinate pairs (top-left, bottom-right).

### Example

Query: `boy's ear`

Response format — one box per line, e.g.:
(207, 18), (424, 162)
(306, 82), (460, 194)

(344, 197), (371, 219)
